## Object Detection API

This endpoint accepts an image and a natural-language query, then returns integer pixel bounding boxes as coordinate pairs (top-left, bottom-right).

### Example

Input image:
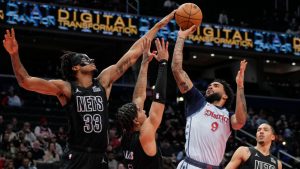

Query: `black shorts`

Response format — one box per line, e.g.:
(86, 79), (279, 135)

(60, 148), (108, 169)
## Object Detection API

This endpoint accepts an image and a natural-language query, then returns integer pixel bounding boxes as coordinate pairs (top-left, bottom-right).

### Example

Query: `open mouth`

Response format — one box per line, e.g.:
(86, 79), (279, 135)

(206, 90), (214, 95)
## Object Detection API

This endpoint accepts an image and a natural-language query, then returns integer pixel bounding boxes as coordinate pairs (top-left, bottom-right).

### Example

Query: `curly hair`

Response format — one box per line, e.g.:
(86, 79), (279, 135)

(60, 51), (81, 81)
(116, 102), (138, 133)
(212, 79), (234, 110)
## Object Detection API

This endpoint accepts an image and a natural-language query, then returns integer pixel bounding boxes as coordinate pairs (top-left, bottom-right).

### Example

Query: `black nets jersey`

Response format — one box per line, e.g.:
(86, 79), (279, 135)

(240, 147), (278, 169)
(122, 132), (162, 169)
(64, 79), (108, 153)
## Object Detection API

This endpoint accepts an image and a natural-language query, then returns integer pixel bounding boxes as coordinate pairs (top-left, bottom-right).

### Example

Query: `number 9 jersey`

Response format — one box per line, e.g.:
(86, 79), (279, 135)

(64, 79), (108, 153)
(182, 86), (232, 166)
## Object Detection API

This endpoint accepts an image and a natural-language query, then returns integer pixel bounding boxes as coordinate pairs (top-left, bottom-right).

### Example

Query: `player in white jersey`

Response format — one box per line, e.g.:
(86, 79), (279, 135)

(171, 25), (248, 169)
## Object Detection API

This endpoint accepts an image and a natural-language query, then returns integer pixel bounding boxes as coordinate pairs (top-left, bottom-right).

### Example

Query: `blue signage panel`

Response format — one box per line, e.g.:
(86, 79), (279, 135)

(0, 0), (299, 57)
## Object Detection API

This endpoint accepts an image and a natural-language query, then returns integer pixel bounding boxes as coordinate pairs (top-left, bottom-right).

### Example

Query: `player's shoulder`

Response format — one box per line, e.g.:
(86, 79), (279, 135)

(236, 146), (250, 154)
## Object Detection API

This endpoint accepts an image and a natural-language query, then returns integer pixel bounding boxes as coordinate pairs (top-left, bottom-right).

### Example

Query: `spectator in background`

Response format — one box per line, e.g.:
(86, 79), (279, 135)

(0, 133), (11, 152)
(56, 126), (67, 149)
(163, 0), (175, 9)
(117, 163), (126, 169)
(163, 0), (177, 15)
(34, 117), (53, 141)
(18, 157), (37, 169)
(5, 158), (15, 169)
(10, 117), (20, 132)
(49, 134), (63, 157)
(109, 127), (121, 149)
(218, 10), (229, 25)
(19, 122), (36, 144)
(108, 152), (118, 169)
(43, 142), (60, 163)
(1, 86), (22, 107)
(5, 124), (17, 142)
(30, 141), (45, 162)
(13, 152), (24, 169)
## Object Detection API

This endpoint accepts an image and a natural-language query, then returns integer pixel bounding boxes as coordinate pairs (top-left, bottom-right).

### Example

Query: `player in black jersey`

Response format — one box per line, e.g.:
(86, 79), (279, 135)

(116, 37), (168, 169)
(225, 123), (282, 169)
(2, 11), (174, 169)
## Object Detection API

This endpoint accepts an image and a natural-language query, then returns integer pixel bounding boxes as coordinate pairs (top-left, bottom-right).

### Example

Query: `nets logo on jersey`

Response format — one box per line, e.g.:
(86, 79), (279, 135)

(76, 96), (104, 112)
(255, 160), (275, 169)
(92, 86), (101, 92)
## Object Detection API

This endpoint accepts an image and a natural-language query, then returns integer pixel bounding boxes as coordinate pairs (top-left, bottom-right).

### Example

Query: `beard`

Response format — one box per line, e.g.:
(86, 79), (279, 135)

(205, 93), (222, 103)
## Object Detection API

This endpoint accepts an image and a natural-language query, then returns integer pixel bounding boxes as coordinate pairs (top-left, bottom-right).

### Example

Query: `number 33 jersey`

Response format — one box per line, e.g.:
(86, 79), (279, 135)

(64, 79), (108, 152)
(184, 86), (232, 166)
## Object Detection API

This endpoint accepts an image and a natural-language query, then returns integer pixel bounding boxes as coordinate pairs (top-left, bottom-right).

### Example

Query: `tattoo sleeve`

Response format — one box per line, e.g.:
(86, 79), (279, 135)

(116, 57), (132, 77)
(171, 36), (192, 93)
(235, 87), (247, 126)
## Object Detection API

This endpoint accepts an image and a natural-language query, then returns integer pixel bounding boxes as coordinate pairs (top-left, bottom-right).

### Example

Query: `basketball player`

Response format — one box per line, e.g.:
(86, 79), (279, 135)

(116, 37), (168, 169)
(171, 25), (248, 169)
(225, 123), (282, 169)
(2, 10), (175, 169)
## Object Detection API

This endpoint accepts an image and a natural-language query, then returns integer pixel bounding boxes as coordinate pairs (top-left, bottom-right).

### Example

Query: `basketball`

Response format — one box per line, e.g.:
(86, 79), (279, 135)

(175, 3), (203, 30)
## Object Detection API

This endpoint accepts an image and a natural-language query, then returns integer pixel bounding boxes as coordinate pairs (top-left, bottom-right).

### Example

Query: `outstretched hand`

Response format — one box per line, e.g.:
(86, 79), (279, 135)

(156, 10), (176, 29)
(178, 25), (197, 39)
(154, 38), (169, 61)
(141, 38), (156, 63)
(236, 60), (247, 88)
(3, 28), (19, 56)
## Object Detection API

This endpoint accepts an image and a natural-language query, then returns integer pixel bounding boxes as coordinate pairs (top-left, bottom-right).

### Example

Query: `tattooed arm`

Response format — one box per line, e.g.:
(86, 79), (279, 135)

(231, 60), (248, 130)
(171, 26), (196, 94)
(98, 11), (175, 98)
(3, 28), (68, 105)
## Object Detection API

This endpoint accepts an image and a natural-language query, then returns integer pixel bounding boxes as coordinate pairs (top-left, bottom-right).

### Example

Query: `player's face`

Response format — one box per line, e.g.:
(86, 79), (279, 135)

(79, 54), (95, 66)
(205, 82), (226, 103)
(78, 54), (97, 72)
(256, 124), (275, 145)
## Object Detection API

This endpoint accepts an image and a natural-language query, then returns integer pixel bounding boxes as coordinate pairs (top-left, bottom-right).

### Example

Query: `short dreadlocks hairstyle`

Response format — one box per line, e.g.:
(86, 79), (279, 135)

(60, 51), (78, 81)
(212, 79), (234, 110)
(116, 102), (138, 133)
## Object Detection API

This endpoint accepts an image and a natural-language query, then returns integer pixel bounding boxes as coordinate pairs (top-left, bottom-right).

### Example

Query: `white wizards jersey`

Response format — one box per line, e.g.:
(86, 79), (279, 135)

(182, 86), (232, 166)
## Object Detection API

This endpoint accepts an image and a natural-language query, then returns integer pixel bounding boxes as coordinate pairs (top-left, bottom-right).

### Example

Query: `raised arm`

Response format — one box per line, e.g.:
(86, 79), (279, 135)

(132, 38), (155, 111)
(98, 11), (175, 98)
(225, 146), (249, 169)
(231, 60), (248, 130)
(139, 38), (169, 156)
(3, 28), (67, 104)
(171, 26), (196, 94)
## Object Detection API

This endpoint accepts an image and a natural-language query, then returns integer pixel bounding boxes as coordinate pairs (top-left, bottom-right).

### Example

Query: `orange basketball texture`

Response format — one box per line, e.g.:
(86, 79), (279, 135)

(175, 3), (203, 30)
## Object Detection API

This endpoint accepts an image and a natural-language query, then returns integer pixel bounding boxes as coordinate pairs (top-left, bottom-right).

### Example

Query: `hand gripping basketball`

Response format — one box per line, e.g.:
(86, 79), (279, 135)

(175, 3), (203, 30)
